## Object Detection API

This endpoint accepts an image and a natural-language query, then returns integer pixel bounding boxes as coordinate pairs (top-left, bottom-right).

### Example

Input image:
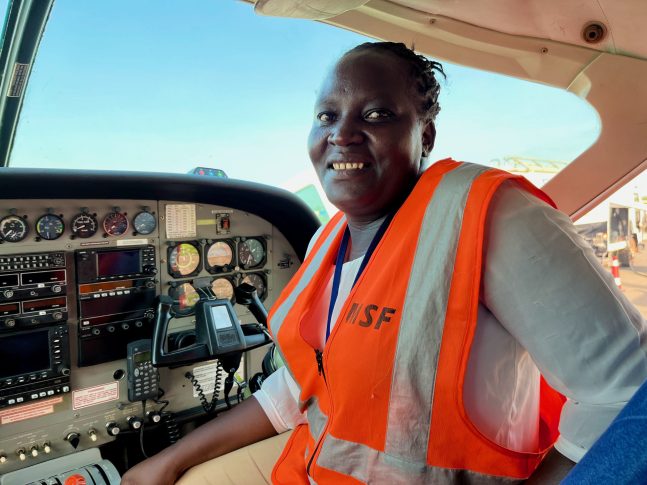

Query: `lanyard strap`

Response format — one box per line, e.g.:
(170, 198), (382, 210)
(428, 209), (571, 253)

(325, 214), (394, 341)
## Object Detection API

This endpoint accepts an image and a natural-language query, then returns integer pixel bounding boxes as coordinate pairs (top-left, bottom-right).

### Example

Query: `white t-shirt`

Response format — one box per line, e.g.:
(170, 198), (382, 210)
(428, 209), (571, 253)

(254, 181), (647, 463)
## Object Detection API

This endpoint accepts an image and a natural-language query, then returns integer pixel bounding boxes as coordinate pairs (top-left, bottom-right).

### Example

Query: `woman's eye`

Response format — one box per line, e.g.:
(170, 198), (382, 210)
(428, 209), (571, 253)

(365, 110), (393, 121)
(316, 112), (335, 123)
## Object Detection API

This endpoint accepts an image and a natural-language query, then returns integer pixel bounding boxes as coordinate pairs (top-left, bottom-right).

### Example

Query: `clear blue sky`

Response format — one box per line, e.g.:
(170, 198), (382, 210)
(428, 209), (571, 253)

(7, 0), (599, 189)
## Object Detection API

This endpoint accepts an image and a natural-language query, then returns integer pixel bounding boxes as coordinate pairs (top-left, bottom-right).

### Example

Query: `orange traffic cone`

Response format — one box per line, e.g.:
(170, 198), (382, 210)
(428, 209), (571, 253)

(611, 254), (622, 290)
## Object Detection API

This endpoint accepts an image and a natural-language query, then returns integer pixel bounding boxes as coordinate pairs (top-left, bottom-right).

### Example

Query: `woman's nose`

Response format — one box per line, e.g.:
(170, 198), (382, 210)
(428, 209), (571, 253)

(328, 117), (364, 146)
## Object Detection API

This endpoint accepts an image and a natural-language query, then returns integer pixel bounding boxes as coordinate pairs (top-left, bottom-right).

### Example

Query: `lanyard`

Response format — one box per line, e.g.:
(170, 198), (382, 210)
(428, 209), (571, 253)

(325, 214), (394, 341)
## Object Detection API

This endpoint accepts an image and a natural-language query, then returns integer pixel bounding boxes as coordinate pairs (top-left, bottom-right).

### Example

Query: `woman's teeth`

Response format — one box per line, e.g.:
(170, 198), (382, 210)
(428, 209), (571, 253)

(332, 162), (364, 170)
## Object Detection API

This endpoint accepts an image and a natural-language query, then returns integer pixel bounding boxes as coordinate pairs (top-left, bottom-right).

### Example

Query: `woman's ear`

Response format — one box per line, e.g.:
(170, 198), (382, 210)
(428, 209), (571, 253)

(422, 121), (436, 157)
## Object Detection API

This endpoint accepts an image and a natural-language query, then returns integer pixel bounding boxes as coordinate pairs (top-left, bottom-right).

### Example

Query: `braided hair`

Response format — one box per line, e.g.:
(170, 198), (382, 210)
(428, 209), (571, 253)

(343, 42), (446, 123)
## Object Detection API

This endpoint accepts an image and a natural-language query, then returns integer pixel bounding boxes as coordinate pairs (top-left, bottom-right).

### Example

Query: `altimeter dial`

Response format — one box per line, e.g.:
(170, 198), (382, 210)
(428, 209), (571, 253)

(237, 238), (265, 268)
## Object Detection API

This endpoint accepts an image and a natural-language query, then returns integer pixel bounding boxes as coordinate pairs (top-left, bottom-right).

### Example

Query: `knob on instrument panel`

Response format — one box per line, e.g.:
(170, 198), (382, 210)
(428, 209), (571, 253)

(88, 428), (98, 442)
(2, 289), (13, 299)
(16, 448), (26, 461)
(106, 421), (121, 436)
(147, 410), (162, 423)
(65, 432), (81, 449)
(127, 416), (143, 430)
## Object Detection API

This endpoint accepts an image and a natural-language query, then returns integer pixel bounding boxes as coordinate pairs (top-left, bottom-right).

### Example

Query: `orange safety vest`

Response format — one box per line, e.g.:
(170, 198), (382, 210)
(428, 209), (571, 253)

(268, 160), (565, 484)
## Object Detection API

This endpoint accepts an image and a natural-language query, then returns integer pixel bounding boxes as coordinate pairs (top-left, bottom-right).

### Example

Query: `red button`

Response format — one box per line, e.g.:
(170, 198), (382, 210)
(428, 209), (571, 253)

(64, 474), (87, 485)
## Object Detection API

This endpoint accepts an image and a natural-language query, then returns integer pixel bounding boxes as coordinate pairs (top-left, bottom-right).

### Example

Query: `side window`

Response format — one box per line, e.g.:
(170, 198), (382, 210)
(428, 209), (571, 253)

(575, 171), (647, 318)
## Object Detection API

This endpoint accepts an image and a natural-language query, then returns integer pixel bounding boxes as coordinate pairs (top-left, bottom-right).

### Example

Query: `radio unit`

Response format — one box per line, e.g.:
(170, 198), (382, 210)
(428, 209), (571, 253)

(75, 246), (158, 367)
(0, 324), (71, 409)
(0, 252), (69, 330)
(0, 252), (67, 302)
(0, 296), (68, 330)
(76, 246), (156, 283)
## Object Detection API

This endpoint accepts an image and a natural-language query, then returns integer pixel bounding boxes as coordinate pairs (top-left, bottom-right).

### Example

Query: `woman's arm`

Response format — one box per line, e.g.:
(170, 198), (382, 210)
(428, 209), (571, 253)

(121, 397), (277, 485)
(483, 181), (647, 462)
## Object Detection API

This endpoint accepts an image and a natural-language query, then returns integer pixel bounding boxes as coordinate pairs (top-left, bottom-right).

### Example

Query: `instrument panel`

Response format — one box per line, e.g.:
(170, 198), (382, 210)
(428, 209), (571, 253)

(0, 193), (309, 478)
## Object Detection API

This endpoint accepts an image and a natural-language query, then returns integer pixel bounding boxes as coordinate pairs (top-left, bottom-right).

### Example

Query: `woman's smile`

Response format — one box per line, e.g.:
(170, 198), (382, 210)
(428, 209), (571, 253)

(308, 50), (434, 223)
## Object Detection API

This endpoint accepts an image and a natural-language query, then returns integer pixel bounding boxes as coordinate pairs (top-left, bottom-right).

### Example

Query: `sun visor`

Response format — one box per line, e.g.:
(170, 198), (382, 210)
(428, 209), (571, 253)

(254, 0), (369, 19)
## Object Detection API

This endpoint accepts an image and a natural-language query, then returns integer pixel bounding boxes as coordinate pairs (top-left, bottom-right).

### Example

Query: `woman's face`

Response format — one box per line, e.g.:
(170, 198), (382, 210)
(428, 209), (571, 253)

(308, 50), (435, 223)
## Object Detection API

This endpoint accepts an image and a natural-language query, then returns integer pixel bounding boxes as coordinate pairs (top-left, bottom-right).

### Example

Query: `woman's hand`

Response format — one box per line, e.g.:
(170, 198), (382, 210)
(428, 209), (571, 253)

(120, 448), (182, 485)
(120, 398), (277, 485)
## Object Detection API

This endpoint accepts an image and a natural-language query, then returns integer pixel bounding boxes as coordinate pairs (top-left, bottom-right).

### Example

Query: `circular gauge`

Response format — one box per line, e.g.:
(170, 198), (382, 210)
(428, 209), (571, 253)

(242, 273), (266, 299)
(238, 238), (265, 268)
(36, 214), (65, 241)
(133, 211), (157, 235)
(206, 241), (233, 271)
(0, 215), (29, 242)
(71, 213), (98, 238)
(103, 212), (129, 236)
(211, 277), (234, 300)
(169, 282), (200, 315)
(168, 243), (201, 277)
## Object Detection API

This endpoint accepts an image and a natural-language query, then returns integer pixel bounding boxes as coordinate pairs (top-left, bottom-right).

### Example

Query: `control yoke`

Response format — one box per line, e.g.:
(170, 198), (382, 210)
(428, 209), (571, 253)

(233, 282), (268, 327)
(152, 281), (271, 368)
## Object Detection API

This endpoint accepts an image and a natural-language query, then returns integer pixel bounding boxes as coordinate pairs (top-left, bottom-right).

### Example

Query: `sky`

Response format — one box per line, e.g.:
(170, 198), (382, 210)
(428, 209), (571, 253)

(5, 0), (602, 192)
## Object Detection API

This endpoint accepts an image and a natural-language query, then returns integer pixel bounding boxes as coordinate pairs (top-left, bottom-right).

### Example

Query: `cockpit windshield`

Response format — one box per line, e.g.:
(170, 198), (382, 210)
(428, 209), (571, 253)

(6, 0), (599, 191)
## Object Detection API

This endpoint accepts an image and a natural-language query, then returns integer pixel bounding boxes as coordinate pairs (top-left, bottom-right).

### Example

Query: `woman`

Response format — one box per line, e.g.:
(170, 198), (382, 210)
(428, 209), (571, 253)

(123, 42), (647, 484)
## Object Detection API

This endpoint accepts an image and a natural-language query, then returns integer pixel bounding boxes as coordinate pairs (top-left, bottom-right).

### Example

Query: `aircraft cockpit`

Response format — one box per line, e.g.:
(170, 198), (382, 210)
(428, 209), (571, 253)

(0, 168), (318, 484)
(1, 0), (647, 484)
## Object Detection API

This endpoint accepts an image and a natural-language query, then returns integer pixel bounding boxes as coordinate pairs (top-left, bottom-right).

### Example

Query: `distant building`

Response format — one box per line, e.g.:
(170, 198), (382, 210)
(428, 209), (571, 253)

(487, 156), (566, 187)
(494, 156), (647, 260)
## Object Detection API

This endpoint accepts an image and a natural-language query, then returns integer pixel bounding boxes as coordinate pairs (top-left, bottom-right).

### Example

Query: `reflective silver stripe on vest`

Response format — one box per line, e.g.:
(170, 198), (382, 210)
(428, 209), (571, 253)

(272, 215), (346, 386)
(305, 396), (328, 442)
(271, 215), (346, 338)
(384, 162), (489, 461)
(315, 163), (497, 482)
(317, 435), (521, 484)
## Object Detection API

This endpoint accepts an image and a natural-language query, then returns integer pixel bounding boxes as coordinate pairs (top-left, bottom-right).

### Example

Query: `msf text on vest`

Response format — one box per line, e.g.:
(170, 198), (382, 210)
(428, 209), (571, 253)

(345, 302), (397, 330)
